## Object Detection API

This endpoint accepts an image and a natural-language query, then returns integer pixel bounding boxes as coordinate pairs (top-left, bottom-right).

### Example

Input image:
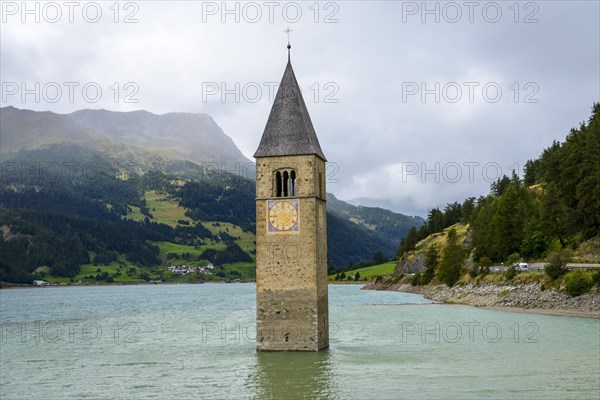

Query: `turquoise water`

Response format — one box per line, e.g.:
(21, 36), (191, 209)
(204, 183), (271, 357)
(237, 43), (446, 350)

(0, 284), (598, 399)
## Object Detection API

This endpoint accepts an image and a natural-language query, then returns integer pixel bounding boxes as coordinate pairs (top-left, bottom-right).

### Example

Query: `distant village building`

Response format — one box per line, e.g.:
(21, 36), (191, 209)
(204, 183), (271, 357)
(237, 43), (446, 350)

(168, 264), (214, 276)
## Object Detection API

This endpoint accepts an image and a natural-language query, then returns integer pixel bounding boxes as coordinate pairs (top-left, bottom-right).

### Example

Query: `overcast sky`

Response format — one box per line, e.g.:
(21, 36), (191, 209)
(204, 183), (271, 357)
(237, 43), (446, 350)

(1, 1), (599, 216)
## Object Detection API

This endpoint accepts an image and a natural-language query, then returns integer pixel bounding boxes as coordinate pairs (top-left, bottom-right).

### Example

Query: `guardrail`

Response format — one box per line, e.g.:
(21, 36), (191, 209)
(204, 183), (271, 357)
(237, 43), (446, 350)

(490, 263), (600, 272)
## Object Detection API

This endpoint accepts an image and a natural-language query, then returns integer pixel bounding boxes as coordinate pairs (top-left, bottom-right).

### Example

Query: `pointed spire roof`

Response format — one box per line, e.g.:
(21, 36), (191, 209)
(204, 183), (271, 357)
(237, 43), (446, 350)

(254, 57), (326, 161)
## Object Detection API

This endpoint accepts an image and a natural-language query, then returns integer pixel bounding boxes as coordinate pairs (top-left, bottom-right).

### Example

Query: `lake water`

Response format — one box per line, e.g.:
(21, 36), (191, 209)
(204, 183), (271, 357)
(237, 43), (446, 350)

(1, 284), (598, 399)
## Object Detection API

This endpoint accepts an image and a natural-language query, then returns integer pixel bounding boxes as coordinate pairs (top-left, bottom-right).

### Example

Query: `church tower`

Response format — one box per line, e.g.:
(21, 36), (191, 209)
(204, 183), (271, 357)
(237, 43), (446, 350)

(254, 43), (329, 351)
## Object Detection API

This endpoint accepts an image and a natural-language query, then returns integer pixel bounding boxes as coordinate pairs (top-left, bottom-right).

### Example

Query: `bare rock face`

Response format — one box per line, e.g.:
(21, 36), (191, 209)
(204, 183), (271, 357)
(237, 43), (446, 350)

(578, 237), (600, 260)
(464, 252), (474, 270)
(395, 251), (425, 274)
(463, 229), (472, 247)
(394, 224), (472, 275)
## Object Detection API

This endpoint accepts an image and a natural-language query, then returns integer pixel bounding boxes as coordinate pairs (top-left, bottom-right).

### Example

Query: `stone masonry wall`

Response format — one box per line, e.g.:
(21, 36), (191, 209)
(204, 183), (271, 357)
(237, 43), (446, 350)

(255, 154), (328, 351)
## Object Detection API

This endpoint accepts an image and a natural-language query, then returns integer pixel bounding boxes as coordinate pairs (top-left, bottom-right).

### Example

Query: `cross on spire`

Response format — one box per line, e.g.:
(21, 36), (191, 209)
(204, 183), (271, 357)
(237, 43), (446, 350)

(284, 26), (293, 62)
(254, 38), (326, 161)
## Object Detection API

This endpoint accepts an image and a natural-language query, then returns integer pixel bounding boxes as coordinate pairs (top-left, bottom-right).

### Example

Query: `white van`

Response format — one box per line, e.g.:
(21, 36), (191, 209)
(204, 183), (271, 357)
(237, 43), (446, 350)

(516, 262), (529, 271)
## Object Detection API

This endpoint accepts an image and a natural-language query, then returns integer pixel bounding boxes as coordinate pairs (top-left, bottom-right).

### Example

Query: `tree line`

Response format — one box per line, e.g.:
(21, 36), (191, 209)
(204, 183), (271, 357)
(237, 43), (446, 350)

(398, 103), (600, 286)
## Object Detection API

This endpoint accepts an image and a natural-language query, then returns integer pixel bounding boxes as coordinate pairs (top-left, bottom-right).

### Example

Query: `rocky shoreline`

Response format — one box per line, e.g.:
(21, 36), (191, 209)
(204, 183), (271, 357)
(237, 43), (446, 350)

(363, 280), (600, 318)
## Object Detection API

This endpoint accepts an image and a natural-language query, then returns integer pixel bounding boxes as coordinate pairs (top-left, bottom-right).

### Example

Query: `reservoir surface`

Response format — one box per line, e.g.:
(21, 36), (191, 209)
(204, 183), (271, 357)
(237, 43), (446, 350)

(1, 284), (598, 399)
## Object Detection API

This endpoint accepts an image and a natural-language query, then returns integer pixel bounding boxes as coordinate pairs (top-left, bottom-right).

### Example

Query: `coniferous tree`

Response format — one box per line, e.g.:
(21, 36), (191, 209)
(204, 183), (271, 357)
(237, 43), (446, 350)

(427, 208), (445, 233)
(443, 202), (463, 227)
(490, 182), (533, 260)
(520, 231), (547, 260)
(491, 175), (511, 197)
(523, 159), (540, 186)
(471, 196), (497, 260)
(396, 226), (419, 258)
(438, 229), (464, 287)
(421, 245), (439, 285)
(417, 224), (429, 241)
(540, 182), (570, 247)
(461, 197), (476, 224)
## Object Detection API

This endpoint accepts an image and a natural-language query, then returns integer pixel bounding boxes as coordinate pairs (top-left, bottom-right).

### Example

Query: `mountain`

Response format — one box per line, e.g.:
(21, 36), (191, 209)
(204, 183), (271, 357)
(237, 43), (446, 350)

(1, 106), (99, 150)
(0, 107), (424, 283)
(1, 106), (252, 172)
(327, 193), (424, 244)
(69, 109), (251, 168)
(347, 197), (424, 217)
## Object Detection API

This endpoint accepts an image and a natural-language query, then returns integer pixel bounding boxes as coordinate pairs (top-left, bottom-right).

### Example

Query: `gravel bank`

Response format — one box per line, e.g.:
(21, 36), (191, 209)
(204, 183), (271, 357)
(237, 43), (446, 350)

(363, 281), (600, 318)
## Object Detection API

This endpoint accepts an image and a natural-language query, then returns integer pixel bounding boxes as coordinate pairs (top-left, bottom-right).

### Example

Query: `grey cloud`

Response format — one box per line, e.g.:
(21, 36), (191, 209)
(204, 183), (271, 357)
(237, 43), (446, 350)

(1, 1), (597, 217)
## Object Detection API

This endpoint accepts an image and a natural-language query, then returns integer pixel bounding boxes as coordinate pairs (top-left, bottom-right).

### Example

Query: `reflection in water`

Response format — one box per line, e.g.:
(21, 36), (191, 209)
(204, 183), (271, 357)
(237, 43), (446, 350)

(247, 350), (338, 400)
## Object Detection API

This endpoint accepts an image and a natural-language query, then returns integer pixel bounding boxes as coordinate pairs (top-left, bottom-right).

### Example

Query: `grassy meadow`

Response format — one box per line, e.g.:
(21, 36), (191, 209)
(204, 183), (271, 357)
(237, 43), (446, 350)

(329, 261), (396, 282)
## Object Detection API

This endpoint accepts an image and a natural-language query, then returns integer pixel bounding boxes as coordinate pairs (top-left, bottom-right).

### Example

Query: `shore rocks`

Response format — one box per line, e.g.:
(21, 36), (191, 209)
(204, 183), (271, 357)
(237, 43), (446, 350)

(364, 281), (600, 314)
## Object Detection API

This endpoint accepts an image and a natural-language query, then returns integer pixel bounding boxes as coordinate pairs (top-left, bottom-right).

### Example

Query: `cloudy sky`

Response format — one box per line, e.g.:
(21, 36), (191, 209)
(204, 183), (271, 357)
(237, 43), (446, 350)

(1, 1), (598, 216)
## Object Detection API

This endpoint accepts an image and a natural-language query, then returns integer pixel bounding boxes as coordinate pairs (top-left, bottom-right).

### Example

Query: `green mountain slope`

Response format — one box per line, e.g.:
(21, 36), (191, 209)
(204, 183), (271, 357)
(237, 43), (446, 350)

(0, 107), (424, 283)
(327, 193), (424, 245)
(392, 103), (600, 283)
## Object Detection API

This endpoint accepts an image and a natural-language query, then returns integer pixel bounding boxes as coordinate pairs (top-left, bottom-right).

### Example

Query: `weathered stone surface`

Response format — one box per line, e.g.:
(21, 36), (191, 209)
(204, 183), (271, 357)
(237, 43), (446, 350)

(255, 154), (329, 351)
(255, 55), (329, 351)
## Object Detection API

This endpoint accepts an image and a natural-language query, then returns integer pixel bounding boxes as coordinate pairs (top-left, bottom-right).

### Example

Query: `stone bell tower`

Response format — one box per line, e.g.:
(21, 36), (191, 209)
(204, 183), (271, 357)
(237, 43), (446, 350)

(254, 42), (329, 351)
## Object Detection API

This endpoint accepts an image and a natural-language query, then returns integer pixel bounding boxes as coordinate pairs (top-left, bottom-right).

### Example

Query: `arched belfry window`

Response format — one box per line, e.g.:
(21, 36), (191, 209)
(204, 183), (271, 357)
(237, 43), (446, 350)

(290, 171), (296, 196)
(275, 171), (282, 197)
(274, 169), (297, 197)
(283, 171), (289, 197)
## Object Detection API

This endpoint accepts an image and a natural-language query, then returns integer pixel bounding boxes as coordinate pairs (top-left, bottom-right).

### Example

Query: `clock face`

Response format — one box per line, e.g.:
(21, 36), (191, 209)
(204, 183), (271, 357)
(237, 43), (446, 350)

(268, 200), (299, 233)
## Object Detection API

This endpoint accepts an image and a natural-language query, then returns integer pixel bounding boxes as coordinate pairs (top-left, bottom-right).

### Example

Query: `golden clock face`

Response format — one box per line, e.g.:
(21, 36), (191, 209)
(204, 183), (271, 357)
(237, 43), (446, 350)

(268, 200), (299, 232)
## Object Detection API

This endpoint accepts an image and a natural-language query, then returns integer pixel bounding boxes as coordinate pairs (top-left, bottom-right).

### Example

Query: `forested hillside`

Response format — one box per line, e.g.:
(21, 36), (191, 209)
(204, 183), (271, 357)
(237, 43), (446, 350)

(396, 103), (600, 285)
(0, 107), (424, 284)
(327, 193), (424, 245)
(471, 103), (599, 261)
(0, 161), (412, 283)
